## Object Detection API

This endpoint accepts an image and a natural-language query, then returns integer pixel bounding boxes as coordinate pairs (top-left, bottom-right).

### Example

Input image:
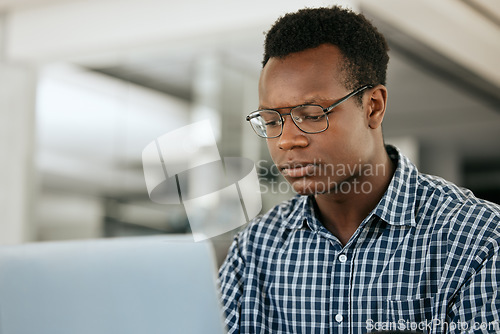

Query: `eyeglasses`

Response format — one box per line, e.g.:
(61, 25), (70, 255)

(246, 84), (373, 138)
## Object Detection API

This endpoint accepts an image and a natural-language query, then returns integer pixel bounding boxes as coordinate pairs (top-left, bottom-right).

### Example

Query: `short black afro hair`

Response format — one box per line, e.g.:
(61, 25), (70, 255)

(263, 6), (389, 92)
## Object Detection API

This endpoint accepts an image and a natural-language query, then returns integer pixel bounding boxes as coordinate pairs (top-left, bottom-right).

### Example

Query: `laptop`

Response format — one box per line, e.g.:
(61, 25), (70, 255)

(0, 235), (227, 334)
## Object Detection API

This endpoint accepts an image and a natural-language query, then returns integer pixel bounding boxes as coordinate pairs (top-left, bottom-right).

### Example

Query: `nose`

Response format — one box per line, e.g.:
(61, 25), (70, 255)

(277, 115), (309, 150)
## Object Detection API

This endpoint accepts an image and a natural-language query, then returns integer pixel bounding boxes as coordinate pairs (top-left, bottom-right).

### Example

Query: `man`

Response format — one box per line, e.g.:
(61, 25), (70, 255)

(218, 6), (499, 334)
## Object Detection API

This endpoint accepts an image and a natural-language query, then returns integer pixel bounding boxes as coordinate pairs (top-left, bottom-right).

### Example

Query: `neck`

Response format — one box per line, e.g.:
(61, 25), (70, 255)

(313, 151), (395, 246)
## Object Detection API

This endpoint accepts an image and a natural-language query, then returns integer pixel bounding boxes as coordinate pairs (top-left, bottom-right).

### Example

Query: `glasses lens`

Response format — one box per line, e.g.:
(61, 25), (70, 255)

(248, 110), (282, 138)
(291, 105), (328, 133)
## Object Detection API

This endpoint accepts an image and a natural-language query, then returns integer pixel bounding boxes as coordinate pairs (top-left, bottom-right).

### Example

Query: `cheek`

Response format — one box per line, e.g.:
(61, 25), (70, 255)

(322, 116), (370, 158)
(342, 127), (373, 163)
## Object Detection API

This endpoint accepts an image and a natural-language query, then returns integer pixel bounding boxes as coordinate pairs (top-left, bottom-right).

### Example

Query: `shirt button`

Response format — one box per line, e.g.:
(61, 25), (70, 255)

(335, 314), (343, 323)
(338, 254), (347, 263)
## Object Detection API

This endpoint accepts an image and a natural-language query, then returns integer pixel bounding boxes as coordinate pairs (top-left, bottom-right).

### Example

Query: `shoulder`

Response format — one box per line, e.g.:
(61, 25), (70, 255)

(416, 172), (499, 225)
(416, 172), (500, 259)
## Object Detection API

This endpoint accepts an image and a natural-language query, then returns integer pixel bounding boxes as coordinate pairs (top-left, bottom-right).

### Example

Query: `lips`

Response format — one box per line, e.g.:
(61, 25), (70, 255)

(280, 163), (317, 178)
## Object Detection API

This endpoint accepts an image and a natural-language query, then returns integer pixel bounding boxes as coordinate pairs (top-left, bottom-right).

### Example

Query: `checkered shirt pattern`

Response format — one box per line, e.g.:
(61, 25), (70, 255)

(218, 146), (500, 334)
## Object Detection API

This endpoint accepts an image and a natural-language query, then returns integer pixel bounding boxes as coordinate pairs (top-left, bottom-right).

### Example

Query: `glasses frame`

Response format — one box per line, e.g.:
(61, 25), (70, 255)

(246, 84), (374, 138)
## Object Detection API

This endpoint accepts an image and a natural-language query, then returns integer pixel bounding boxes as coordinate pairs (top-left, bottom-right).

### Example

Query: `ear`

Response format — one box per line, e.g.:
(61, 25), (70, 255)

(366, 85), (388, 129)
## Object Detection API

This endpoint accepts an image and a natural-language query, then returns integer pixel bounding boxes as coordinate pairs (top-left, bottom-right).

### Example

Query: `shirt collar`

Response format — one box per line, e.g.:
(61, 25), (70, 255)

(372, 145), (418, 227)
(282, 145), (419, 230)
(281, 195), (314, 231)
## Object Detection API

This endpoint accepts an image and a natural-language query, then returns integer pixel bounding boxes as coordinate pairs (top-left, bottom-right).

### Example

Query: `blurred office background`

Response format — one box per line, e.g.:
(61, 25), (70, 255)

(1, 0), (499, 264)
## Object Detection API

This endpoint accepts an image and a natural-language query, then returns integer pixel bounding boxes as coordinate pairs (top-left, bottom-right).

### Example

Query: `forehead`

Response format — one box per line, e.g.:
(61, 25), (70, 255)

(258, 44), (346, 107)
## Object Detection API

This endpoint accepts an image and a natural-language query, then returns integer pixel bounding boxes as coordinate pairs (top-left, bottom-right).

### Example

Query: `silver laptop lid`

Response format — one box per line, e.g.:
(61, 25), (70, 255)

(0, 236), (226, 334)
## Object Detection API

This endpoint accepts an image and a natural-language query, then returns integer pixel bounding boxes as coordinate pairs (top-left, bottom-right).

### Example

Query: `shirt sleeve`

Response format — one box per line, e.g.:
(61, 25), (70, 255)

(218, 234), (245, 334)
(446, 245), (500, 333)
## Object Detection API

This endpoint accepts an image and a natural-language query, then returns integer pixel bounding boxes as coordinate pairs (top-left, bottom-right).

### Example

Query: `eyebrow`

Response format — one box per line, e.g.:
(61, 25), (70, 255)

(258, 98), (329, 110)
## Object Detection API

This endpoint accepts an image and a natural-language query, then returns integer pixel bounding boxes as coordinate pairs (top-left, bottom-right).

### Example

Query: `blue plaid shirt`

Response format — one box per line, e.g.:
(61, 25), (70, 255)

(218, 146), (500, 333)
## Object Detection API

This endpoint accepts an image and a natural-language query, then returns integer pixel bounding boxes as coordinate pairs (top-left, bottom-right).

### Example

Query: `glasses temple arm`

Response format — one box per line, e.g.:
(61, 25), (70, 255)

(325, 84), (374, 112)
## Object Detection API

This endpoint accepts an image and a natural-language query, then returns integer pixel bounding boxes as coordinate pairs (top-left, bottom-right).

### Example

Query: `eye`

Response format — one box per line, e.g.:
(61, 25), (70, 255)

(265, 119), (281, 127)
(292, 105), (326, 123)
(259, 111), (281, 127)
(304, 114), (326, 121)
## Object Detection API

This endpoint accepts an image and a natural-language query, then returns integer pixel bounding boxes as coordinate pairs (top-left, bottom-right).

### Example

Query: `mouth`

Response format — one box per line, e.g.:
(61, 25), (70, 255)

(280, 163), (317, 178)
